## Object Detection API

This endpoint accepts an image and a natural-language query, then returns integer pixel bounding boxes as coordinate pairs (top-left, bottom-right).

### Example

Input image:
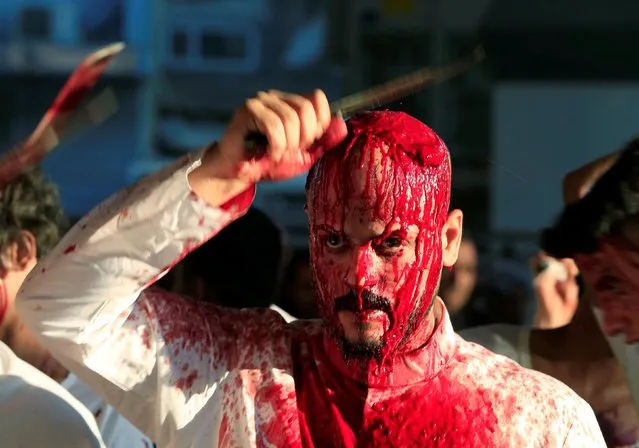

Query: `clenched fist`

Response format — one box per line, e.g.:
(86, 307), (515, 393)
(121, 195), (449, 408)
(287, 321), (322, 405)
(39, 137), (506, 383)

(212, 89), (347, 183)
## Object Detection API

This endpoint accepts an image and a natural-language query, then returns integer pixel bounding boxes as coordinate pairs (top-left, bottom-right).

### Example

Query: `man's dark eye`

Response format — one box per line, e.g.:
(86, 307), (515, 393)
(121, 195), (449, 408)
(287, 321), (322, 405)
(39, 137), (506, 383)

(325, 234), (344, 249)
(381, 237), (402, 249)
(597, 273), (622, 293)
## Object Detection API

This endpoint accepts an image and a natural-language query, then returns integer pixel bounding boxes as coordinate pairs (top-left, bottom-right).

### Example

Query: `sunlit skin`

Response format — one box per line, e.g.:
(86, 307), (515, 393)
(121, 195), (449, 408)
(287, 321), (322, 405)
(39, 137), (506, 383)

(441, 238), (478, 315)
(0, 234), (67, 382)
(575, 230), (639, 343)
(305, 112), (463, 363)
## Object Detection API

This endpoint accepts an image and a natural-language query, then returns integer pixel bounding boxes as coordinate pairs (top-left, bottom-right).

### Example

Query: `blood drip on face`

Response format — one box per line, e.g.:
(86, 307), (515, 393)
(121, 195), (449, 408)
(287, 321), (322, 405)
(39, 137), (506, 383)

(0, 281), (7, 326)
(306, 110), (451, 378)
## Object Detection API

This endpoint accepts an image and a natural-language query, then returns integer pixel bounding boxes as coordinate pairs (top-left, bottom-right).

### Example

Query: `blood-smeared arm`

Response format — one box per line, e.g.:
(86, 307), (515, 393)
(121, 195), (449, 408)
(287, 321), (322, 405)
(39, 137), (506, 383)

(15, 150), (259, 445)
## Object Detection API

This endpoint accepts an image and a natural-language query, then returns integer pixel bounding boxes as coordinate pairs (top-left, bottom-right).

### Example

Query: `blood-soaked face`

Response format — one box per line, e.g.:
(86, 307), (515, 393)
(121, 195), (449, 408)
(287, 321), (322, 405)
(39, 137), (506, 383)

(306, 111), (451, 360)
(575, 220), (639, 343)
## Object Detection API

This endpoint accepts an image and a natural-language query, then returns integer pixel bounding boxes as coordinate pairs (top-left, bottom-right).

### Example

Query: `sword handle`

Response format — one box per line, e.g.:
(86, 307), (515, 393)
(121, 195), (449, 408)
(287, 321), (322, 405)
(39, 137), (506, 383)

(243, 110), (342, 160)
(243, 131), (269, 159)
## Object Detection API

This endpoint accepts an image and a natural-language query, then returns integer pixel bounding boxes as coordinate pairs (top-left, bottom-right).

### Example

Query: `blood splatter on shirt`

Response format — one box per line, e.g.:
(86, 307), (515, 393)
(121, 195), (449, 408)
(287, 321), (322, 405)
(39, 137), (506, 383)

(17, 152), (605, 447)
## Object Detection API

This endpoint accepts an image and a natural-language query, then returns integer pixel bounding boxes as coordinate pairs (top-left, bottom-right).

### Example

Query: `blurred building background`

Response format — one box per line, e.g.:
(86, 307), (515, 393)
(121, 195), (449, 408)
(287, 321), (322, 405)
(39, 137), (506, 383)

(1, 0), (639, 313)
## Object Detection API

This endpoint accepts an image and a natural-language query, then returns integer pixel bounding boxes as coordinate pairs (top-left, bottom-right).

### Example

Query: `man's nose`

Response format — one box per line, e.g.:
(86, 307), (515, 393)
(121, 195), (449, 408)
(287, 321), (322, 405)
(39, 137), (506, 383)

(344, 245), (379, 290)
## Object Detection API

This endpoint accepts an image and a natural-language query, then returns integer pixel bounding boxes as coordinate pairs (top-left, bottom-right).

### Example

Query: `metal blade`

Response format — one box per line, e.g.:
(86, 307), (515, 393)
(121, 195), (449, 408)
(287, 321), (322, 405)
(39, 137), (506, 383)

(332, 45), (484, 118)
(244, 45), (485, 155)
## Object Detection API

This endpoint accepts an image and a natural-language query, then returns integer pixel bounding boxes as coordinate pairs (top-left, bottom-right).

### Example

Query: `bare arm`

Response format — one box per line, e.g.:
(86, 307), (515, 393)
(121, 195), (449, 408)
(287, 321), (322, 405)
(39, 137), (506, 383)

(562, 151), (621, 205)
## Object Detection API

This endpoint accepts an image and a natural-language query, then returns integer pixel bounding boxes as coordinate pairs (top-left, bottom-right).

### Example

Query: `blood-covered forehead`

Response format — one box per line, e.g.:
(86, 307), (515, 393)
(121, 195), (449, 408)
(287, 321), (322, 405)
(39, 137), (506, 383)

(307, 111), (451, 228)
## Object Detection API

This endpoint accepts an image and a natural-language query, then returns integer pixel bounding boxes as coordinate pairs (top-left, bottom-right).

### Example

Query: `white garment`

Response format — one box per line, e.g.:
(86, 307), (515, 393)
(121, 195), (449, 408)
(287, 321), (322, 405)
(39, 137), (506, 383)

(0, 341), (105, 448)
(62, 373), (154, 448)
(460, 324), (639, 448)
(16, 152), (605, 447)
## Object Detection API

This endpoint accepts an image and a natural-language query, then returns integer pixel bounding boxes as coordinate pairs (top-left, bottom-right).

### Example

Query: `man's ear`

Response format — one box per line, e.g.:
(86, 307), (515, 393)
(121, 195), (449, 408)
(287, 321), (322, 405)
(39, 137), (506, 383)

(0, 231), (37, 272)
(441, 209), (463, 267)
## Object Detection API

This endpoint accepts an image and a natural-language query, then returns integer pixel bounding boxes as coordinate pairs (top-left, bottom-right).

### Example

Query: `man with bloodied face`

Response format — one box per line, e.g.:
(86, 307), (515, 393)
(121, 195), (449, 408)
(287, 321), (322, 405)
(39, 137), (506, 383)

(306, 112), (452, 361)
(541, 140), (639, 426)
(16, 90), (605, 447)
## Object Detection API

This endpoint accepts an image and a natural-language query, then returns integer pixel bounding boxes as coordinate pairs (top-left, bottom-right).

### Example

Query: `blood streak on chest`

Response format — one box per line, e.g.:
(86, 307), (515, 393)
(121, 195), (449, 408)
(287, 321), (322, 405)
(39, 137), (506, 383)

(293, 355), (502, 447)
(360, 376), (500, 447)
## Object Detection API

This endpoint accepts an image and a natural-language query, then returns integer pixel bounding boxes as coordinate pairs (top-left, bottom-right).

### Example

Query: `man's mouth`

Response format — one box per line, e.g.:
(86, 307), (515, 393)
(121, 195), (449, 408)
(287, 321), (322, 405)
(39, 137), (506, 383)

(351, 309), (386, 321)
(339, 308), (387, 325)
(334, 290), (392, 315)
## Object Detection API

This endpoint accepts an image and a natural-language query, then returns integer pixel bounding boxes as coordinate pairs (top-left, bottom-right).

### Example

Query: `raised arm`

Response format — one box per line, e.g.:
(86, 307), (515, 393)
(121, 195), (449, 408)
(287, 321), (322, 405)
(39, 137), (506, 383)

(17, 149), (258, 443)
(16, 90), (346, 446)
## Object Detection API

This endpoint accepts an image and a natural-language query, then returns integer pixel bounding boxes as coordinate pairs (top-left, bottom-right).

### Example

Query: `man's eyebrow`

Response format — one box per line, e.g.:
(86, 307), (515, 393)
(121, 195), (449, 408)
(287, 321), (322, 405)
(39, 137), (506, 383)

(316, 224), (338, 232)
(377, 228), (408, 241)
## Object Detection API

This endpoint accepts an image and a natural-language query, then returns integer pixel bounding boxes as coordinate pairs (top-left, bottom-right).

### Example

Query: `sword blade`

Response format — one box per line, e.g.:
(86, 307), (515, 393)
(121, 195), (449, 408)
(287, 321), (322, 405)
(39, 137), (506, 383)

(332, 45), (484, 118)
(244, 45), (485, 156)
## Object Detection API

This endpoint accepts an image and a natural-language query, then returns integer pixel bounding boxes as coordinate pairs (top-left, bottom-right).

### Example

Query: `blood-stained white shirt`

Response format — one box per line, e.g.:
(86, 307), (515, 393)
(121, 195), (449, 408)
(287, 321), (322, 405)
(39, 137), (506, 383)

(461, 324), (639, 448)
(17, 152), (606, 447)
(0, 341), (105, 448)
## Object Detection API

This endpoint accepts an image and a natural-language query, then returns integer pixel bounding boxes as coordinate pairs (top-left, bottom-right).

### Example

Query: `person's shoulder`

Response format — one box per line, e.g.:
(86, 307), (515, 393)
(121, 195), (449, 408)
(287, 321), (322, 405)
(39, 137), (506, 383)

(459, 324), (527, 361)
(0, 342), (104, 447)
(451, 339), (602, 444)
(456, 337), (595, 419)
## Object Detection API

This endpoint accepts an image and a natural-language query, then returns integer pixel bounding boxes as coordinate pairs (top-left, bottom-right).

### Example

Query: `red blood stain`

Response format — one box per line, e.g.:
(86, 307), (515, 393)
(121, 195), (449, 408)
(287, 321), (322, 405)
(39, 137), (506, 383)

(576, 233), (639, 342)
(121, 286), (577, 446)
(307, 111), (451, 374)
(175, 370), (198, 391)
(218, 414), (230, 446)
(141, 327), (151, 350)
(63, 245), (76, 254)
(0, 284), (7, 326)
(120, 208), (129, 218)
(110, 112), (581, 446)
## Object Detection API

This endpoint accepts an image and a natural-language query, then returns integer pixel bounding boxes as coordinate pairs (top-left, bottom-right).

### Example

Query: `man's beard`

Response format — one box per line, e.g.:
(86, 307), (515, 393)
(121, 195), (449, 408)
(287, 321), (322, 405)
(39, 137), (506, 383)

(327, 287), (439, 361)
(333, 290), (391, 360)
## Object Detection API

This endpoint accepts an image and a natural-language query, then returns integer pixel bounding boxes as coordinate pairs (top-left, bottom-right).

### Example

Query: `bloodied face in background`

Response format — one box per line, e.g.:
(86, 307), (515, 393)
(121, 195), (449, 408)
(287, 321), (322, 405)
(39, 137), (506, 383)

(305, 111), (463, 360)
(542, 139), (639, 343)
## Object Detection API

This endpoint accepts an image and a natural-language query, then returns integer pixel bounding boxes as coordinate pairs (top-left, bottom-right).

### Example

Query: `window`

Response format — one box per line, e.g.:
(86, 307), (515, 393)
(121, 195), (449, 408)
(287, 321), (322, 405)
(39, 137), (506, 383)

(82, 2), (124, 43)
(200, 32), (246, 59)
(20, 7), (51, 40)
(172, 31), (188, 57)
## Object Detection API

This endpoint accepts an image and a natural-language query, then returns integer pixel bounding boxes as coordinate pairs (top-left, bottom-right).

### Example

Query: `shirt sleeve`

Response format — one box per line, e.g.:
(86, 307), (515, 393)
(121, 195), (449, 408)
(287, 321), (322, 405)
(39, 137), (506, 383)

(561, 403), (608, 447)
(16, 150), (262, 446)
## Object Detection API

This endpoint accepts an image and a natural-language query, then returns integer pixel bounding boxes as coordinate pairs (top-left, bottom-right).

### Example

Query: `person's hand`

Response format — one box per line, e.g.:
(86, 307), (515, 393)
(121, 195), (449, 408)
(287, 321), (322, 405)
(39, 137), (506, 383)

(531, 252), (580, 329)
(209, 90), (347, 183)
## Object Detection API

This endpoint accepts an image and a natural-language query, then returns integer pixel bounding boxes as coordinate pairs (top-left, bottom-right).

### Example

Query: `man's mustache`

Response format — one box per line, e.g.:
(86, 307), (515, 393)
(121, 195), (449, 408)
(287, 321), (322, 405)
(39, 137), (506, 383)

(334, 290), (392, 313)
